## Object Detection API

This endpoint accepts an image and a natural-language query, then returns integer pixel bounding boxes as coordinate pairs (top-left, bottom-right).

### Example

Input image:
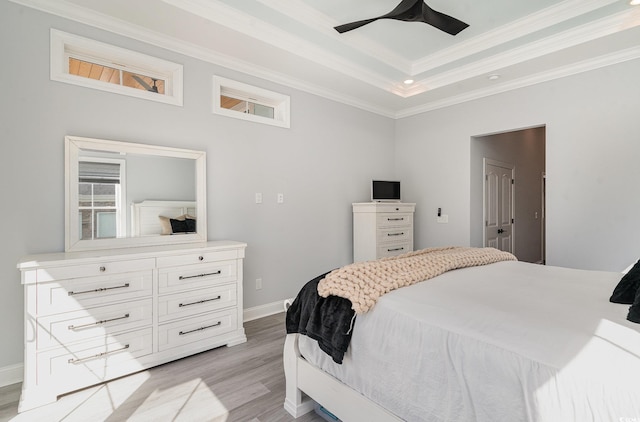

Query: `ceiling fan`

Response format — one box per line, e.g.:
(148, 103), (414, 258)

(334, 0), (469, 36)
(132, 75), (159, 93)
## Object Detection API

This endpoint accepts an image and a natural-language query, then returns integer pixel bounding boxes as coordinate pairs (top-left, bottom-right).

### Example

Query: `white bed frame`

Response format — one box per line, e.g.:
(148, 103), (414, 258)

(283, 333), (402, 421)
(131, 200), (196, 236)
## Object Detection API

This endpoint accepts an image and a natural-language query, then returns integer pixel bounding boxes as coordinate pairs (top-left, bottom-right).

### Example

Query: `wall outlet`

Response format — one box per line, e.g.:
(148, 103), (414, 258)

(277, 193), (284, 204)
(437, 214), (449, 224)
(255, 193), (262, 204)
(256, 278), (263, 290)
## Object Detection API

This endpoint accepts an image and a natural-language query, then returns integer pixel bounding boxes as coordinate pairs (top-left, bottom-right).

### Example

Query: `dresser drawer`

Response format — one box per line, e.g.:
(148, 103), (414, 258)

(37, 299), (152, 350)
(376, 213), (412, 228)
(32, 258), (155, 283)
(36, 328), (152, 390)
(158, 309), (238, 352)
(377, 242), (412, 258)
(157, 249), (240, 268)
(158, 284), (237, 323)
(36, 270), (153, 315)
(158, 260), (237, 294)
(376, 226), (413, 244)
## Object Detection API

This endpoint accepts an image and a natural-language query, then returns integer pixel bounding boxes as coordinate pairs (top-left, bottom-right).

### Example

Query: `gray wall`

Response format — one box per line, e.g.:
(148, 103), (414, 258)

(0, 3), (395, 370)
(396, 58), (640, 272)
(3, 0), (640, 378)
(126, 155), (196, 204)
(470, 127), (546, 263)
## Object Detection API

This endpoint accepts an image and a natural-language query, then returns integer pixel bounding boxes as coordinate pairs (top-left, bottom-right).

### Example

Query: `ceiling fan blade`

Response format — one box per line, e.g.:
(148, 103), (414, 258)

(421, 3), (469, 35)
(334, 18), (379, 33)
(334, 0), (418, 33)
(334, 0), (468, 36)
(131, 74), (154, 92)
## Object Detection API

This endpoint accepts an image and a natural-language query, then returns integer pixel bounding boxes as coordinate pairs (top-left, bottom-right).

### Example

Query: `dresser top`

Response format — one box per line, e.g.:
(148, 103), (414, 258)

(352, 202), (415, 211)
(17, 240), (247, 270)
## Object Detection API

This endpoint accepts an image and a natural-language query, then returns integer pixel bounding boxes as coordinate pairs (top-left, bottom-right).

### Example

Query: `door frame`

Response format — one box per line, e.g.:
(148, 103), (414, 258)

(483, 158), (515, 254)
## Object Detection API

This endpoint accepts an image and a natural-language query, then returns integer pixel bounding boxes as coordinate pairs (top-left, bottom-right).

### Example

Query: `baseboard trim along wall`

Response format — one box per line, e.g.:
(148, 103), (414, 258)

(0, 363), (23, 388)
(243, 299), (291, 322)
(1, 300), (292, 387)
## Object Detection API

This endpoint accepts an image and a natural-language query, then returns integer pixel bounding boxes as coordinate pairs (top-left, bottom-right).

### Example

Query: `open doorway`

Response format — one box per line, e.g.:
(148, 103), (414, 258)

(470, 126), (546, 264)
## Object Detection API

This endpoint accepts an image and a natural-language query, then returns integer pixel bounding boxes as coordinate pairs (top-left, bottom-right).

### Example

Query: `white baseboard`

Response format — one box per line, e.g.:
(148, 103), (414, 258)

(0, 301), (291, 388)
(0, 363), (23, 387)
(243, 299), (291, 322)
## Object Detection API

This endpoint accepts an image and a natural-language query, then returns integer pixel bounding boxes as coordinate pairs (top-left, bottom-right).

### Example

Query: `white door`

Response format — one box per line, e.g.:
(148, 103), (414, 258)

(484, 160), (514, 253)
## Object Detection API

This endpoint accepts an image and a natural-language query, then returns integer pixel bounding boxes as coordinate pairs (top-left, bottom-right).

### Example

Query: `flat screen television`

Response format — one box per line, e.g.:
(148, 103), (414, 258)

(371, 180), (401, 202)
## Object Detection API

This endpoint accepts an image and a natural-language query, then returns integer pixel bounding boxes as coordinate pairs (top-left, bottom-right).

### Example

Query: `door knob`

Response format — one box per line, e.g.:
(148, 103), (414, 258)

(497, 229), (504, 234)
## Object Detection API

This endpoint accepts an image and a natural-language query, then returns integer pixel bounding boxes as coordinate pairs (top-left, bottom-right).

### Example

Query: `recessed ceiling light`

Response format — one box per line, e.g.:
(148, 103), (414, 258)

(403, 79), (414, 85)
(631, 0), (640, 5)
(488, 74), (500, 81)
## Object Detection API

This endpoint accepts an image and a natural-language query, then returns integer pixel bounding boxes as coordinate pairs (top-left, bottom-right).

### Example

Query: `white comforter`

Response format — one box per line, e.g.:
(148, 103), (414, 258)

(298, 261), (640, 422)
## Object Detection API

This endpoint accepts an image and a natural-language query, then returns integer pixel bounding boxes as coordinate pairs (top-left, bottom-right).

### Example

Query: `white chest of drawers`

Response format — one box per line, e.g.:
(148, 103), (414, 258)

(352, 202), (416, 262)
(17, 240), (246, 412)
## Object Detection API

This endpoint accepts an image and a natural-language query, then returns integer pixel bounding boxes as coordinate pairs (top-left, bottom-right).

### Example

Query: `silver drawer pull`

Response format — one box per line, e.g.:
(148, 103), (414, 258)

(68, 313), (130, 330)
(179, 270), (222, 280)
(387, 232), (404, 237)
(387, 217), (404, 221)
(179, 321), (221, 336)
(179, 296), (222, 308)
(387, 247), (404, 252)
(68, 283), (130, 296)
(68, 344), (130, 364)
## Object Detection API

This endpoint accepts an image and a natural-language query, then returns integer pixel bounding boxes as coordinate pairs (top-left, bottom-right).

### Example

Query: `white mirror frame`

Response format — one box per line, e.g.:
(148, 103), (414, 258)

(65, 135), (207, 252)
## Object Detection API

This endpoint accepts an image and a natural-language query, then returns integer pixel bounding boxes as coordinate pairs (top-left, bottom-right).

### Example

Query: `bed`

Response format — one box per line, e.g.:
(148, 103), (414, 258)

(131, 200), (196, 236)
(283, 250), (640, 421)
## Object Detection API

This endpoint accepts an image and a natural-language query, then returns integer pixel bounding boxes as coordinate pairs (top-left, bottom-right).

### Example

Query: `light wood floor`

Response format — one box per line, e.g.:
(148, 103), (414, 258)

(0, 312), (325, 422)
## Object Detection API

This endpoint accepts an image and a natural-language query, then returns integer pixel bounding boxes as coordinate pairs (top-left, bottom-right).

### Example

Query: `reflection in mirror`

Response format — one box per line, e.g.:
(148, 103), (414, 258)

(65, 136), (206, 251)
(78, 158), (124, 240)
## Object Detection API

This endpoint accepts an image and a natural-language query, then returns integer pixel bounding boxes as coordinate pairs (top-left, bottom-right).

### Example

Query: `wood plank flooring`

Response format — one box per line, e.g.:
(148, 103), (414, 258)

(0, 312), (325, 422)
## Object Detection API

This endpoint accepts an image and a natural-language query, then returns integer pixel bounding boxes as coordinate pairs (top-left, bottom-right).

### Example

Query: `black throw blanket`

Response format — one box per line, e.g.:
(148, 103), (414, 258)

(285, 271), (356, 364)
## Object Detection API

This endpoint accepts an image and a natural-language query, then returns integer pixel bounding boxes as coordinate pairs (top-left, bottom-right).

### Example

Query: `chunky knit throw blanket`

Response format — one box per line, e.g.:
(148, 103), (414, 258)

(318, 246), (516, 314)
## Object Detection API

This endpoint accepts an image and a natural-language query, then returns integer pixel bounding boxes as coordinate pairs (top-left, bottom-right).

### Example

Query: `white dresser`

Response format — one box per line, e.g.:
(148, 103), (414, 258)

(352, 202), (415, 262)
(17, 240), (246, 412)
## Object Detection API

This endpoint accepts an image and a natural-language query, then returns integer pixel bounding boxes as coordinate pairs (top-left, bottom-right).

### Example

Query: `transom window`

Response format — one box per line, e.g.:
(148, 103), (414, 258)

(51, 29), (183, 106)
(213, 76), (290, 128)
(68, 57), (166, 95)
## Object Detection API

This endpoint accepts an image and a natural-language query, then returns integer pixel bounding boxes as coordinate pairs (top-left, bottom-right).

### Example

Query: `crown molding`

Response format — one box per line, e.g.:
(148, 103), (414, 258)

(8, 0), (639, 119)
(403, 6), (640, 98)
(411, 0), (620, 75)
(161, 0), (397, 93)
(396, 45), (640, 119)
(253, 0), (413, 75)
(9, 0), (397, 118)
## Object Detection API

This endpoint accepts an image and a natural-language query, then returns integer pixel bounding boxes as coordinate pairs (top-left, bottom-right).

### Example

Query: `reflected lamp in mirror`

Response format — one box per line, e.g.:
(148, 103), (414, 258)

(65, 136), (207, 251)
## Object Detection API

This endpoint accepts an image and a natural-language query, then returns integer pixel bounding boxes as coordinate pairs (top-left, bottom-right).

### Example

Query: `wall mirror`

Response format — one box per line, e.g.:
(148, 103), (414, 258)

(65, 135), (207, 251)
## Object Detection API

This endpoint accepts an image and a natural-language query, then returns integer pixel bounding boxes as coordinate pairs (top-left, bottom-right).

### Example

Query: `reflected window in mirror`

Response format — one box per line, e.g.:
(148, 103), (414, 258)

(78, 159), (125, 240)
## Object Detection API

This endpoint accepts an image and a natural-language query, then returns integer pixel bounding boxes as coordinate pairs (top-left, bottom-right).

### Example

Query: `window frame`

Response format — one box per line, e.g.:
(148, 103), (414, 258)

(213, 75), (290, 128)
(50, 29), (183, 106)
(77, 156), (127, 241)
